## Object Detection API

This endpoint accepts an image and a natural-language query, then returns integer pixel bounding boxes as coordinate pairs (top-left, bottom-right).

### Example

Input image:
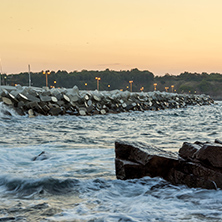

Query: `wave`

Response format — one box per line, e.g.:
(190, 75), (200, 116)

(0, 102), (20, 118)
(0, 176), (169, 198)
(1, 176), (222, 221)
(0, 177), (80, 197)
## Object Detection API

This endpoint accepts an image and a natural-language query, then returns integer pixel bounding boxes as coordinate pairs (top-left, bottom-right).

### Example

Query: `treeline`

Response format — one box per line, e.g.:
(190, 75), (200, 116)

(2, 69), (222, 98)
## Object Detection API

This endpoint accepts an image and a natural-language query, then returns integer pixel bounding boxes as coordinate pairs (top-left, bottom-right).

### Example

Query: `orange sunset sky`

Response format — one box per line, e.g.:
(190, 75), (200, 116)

(1, 0), (222, 76)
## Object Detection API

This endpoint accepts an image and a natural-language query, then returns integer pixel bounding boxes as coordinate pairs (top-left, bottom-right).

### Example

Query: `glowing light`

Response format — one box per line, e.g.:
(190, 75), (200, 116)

(153, 83), (157, 91)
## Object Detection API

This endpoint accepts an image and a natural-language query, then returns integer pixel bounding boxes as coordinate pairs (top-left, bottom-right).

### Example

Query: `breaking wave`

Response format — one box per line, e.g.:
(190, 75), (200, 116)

(0, 102), (20, 118)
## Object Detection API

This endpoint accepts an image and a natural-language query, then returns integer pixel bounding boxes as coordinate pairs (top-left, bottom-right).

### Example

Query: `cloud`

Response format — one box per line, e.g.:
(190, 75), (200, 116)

(97, 63), (121, 67)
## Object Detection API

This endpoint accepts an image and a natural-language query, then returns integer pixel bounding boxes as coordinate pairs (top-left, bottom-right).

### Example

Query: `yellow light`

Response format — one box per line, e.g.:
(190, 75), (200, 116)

(108, 85), (110, 87)
(85, 83), (87, 86)
(54, 81), (57, 84)
(153, 83), (157, 91)
(165, 87), (169, 92)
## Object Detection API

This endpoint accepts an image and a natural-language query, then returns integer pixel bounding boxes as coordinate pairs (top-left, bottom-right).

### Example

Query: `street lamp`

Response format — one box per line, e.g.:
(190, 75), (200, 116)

(171, 85), (174, 92)
(85, 83), (87, 90)
(43, 71), (50, 88)
(129, 80), (133, 92)
(54, 80), (57, 88)
(140, 86), (144, 92)
(108, 84), (110, 90)
(95, 77), (101, 90)
(153, 83), (157, 91)
(165, 87), (169, 92)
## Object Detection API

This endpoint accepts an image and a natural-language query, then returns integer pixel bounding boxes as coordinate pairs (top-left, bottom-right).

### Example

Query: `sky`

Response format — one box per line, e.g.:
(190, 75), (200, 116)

(1, 0), (222, 76)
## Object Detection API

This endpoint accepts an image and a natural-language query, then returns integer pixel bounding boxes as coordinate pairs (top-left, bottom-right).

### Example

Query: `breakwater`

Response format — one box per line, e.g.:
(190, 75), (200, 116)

(0, 85), (214, 117)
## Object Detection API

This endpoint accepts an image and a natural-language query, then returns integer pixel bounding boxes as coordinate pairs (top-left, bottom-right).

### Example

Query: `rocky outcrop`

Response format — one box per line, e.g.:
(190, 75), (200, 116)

(115, 140), (222, 189)
(0, 85), (214, 117)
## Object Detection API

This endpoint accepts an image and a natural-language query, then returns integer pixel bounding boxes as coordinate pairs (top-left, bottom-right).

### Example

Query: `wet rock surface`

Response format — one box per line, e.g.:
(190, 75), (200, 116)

(0, 85), (214, 117)
(115, 139), (222, 189)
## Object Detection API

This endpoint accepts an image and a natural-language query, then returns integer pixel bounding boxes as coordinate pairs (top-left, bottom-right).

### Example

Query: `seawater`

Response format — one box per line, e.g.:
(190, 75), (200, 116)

(0, 101), (222, 222)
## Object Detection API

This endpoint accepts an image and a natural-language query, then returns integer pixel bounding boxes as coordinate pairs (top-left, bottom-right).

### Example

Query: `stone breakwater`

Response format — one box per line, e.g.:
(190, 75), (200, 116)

(0, 85), (214, 117)
(115, 139), (222, 190)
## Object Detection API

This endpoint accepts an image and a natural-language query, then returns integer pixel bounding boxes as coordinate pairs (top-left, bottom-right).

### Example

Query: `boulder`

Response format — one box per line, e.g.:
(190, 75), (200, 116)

(193, 143), (222, 168)
(178, 142), (202, 161)
(115, 140), (222, 189)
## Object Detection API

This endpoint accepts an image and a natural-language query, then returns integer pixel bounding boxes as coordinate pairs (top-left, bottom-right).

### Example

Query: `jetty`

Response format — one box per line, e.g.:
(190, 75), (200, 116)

(0, 85), (214, 117)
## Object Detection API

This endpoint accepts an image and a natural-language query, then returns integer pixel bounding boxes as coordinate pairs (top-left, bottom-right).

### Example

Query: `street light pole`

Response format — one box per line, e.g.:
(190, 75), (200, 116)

(28, 64), (31, 87)
(129, 80), (133, 92)
(43, 71), (50, 88)
(95, 77), (101, 90)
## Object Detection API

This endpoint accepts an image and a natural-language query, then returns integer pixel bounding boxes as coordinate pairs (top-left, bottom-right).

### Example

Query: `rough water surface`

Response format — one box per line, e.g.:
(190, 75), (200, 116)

(0, 101), (222, 221)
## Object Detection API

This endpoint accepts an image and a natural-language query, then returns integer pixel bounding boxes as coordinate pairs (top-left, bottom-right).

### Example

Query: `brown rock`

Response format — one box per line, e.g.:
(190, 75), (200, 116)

(193, 143), (222, 168)
(115, 140), (222, 189)
(178, 142), (202, 161)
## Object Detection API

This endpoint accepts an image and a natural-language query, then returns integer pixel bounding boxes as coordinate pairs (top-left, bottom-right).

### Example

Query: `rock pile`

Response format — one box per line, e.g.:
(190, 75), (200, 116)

(0, 85), (214, 117)
(115, 139), (222, 189)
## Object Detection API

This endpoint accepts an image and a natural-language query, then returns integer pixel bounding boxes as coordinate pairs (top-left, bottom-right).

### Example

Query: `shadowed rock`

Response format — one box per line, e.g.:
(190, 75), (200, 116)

(194, 143), (222, 168)
(115, 140), (222, 189)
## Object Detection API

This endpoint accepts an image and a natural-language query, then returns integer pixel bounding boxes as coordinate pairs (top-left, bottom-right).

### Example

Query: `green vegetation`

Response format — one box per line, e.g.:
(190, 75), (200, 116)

(1, 69), (222, 99)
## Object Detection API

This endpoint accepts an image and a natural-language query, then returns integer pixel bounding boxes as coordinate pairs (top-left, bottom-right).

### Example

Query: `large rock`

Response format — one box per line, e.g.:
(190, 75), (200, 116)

(193, 143), (222, 168)
(115, 140), (222, 189)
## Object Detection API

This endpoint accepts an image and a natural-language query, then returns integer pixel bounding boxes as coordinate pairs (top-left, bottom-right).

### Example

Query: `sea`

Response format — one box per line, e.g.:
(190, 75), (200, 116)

(0, 101), (222, 222)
